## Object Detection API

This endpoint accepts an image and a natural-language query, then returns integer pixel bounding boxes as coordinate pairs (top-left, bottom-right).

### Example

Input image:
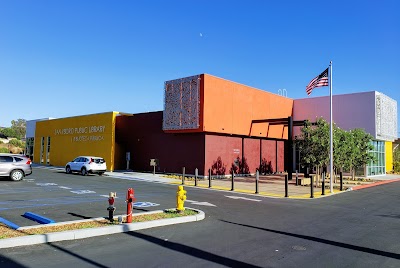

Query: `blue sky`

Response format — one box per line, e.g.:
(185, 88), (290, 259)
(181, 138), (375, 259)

(0, 0), (399, 134)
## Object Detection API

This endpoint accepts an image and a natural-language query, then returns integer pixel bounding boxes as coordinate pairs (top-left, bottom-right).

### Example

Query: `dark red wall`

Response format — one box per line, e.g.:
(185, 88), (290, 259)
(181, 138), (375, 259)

(244, 139), (260, 173)
(205, 134), (285, 175)
(262, 140), (276, 172)
(205, 135), (242, 175)
(278, 141), (285, 171)
(116, 112), (205, 174)
(115, 111), (286, 176)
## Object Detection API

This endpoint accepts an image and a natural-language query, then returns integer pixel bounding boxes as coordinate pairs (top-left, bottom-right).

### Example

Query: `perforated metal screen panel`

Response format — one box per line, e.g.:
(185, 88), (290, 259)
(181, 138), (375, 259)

(163, 75), (200, 131)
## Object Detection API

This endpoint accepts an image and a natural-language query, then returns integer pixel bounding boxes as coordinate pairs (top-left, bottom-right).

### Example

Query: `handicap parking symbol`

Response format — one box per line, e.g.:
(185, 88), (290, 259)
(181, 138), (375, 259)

(133, 202), (159, 208)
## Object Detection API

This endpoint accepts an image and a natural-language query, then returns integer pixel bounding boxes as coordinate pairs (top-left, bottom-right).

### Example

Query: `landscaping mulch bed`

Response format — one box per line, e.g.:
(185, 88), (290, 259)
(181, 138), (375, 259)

(0, 209), (197, 239)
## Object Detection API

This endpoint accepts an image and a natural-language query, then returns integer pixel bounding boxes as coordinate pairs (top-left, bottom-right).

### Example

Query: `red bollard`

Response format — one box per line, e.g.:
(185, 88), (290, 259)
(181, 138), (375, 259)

(126, 188), (136, 223)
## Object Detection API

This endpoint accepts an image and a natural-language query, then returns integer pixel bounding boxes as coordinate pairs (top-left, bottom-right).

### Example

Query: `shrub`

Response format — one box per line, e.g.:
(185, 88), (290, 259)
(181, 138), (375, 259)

(0, 147), (9, 153)
(8, 139), (24, 148)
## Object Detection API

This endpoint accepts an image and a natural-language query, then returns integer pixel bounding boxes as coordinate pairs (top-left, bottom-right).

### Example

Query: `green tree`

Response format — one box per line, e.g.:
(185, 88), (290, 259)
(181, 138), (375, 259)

(11, 119), (26, 139)
(333, 127), (353, 173)
(295, 119), (314, 169)
(296, 117), (330, 179)
(297, 118), (374, 180)
(0, 127), (17, 138)
(350, 129), (374, 178)
(393, 145), (400, 173)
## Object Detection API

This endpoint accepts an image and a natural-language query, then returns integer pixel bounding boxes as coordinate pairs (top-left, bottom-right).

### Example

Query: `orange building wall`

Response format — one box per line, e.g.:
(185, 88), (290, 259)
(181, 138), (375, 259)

(202, 74), (293, 139)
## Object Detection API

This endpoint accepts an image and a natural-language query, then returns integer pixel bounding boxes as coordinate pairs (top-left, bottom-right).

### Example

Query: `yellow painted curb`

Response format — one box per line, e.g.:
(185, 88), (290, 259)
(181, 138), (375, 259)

(167, 179), (344, 199)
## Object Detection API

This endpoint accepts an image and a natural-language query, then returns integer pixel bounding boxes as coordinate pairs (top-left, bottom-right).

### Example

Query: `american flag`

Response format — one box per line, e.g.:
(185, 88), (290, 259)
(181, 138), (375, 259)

(306, 68), (329, 95)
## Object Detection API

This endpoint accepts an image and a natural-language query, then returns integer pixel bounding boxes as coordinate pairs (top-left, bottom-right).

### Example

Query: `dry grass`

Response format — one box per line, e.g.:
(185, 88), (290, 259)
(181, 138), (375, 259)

(0, 209), (197, 239)
(0, 143), (23, 154)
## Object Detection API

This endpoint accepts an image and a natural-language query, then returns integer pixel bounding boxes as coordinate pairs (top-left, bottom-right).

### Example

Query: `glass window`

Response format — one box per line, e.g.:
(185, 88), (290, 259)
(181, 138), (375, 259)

(367, 140), (385, 176)
(46, 137), (51, 165)
(40, 137), (45, 164)
(25, 137), (34, 159)
(0, 156), (13, 162)
(94, 158), (105, 164)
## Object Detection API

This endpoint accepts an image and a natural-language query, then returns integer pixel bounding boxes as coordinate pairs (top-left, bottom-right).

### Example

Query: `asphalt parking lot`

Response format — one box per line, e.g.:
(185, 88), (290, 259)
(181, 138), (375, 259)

(0, 167), (178, 228)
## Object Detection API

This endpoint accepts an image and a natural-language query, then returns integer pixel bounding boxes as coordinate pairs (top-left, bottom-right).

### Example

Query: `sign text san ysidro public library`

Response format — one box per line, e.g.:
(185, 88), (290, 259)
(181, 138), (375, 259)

(54, 125), (106, 142)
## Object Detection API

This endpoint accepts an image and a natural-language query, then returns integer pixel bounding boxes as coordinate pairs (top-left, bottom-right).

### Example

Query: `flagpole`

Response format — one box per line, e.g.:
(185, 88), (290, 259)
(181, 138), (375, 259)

(329, 61), (334, 193)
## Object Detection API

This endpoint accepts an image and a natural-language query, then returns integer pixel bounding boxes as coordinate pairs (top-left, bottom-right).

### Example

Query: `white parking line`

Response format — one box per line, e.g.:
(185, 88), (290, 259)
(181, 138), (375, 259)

(36, 183), (58, 186)
(70, 190), (96, 194)
(225, 195), (262, 202)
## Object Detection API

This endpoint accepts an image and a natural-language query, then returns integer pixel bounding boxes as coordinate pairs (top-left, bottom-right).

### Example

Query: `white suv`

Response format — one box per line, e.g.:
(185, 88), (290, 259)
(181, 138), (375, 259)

(65, 156), (106, 176)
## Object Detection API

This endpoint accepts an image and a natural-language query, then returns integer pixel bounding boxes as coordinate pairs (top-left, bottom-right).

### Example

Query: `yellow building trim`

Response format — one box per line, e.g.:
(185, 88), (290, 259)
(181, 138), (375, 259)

(34, 112), (119, 171)
(385, 141), (393, 173)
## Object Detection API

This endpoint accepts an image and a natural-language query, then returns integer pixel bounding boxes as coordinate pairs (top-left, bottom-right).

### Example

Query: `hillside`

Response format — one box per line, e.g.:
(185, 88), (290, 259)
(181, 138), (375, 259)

(0, 142), (24, 154)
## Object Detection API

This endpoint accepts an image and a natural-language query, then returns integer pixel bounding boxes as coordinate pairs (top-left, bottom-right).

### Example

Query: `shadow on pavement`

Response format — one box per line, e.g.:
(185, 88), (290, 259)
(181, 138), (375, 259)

(221, 219), (400, 260)
(124, 230), (262, 268)
(377, 214), (400, 219)
(0, 255), (28, 268)
(68, 212), (93, 219)
(47, 244), (108, 268)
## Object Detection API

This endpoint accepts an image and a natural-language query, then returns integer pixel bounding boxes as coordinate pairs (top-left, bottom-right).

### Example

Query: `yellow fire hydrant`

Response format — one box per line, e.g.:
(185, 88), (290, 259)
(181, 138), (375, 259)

(176, 185), (187, 212)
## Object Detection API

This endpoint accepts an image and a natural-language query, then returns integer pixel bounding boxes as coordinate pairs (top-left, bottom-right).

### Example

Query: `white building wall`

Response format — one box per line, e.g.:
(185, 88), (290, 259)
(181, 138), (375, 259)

(26, 118), (55, 138)
(293, 91), (397, 141)
(293, 92), (367, 136)
(375, 92), (397, 141)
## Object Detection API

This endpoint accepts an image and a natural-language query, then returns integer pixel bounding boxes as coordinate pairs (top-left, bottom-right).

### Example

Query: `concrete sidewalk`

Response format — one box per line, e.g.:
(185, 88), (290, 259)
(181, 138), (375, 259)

(107, 171), (339, 199)
(106, 170), (400, 199)
(32, 165), (400, 199)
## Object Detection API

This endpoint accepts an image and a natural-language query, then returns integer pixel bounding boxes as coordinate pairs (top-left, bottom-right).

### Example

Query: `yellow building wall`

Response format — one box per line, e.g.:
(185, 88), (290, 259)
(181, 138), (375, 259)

(385, 141), (393, 173)
(34, 112), (119, 171)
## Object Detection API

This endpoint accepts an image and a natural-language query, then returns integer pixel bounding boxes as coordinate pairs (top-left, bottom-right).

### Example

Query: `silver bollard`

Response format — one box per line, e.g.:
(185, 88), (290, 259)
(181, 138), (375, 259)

(256, 170), (259, 194)
(195, 168), (198, 186)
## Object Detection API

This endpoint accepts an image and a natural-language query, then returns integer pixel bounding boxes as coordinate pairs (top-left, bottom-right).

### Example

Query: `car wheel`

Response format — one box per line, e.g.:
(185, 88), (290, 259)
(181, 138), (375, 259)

(66, 166), (72, 174)
(99, 172), (104, 176)
(10, 170), (24, 181)
(81, 167), (87, 176)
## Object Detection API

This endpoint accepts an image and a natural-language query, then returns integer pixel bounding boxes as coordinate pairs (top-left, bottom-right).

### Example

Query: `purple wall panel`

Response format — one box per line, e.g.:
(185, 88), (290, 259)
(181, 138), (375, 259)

(293, 91), (376, 137)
